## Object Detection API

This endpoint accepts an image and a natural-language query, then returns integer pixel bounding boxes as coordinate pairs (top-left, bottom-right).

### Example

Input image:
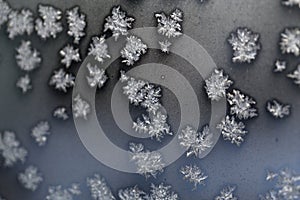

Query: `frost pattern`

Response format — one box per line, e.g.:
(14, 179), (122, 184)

(53, 107), (69, 120)
(215, 186), (237, 200)
(287, 65), (300, 86)
(155, 9), (183, 38)
(18, 165), (43, 191)
(49, 68), (75, 92)
(146, 183), (179, 200)
(72, 94), (91, 120)
(266, 100), (291, 119)
(118, 186), (146, 200)
(88, 36), (111, 63)
(60, 45), (81, 68)
(31, 121), (51, 146)
(16, 41), (41, 72)
(159, 40), (172, 53)
(46, 184), (81, 200)
(7, 9), (33, 39)
(16, 74), (32, 93)
(180, 165), (208, 189)
(87, 174), (116, 200)
(274, 60), (287, 73)
(66, 6), (86, 44)
(282, 0), (300, 7)
(86, 63), (108, 89)
(280, 28), (300, 56)
(228, 27), (261, 63)
(0, 0), (11, 27)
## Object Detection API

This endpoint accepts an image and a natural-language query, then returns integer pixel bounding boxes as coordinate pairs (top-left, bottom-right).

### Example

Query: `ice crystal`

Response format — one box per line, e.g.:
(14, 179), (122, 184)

(16, 41), (41, 72)
(266, 100), (291, 119)
(178, 125), (213, 158)
(88, 36), (111, 63)
(0, 0), (11, 28)
(155, 9), (183, 38)
(159, 40), (172, 53)
(86, 63), (108, 89)
(46, 184), (81, 200)
(35, 5), (63, 39)
(49, 68), (75, 92)
(180, 165), (208, 189)
(66, 6), (86, 44)
(259, 190), (278, 200)
(266, 171), (278, 181)
(121, 35), (148, 66)
(217, 116), (247, 146)
(53, 107), (68, 120)
(60, 45), (81, 68)
(118, 186), (146, 200)
(282, 0), (300, 7)
(227, 89), (258, 120)
(274, 60), (287, 73)
(129, 143), (165, 178)
(228, 27), (261, 63)
(0, 131), (27, 167)
(215, 186), (237, 200)
(104, 6), (135, 41)
(7, 9), (33, 39)
(287, 65), (300, 86)
(87, 174), (115, 200)
(280, 28), (300, 56)
(16, 74), (32, 93)
(72, 94), (91, 120)
(18, 165), (43, 191)
(205, 69), (233, 101)
(31, 121), (51, 146)
(146, 183), (179, 200)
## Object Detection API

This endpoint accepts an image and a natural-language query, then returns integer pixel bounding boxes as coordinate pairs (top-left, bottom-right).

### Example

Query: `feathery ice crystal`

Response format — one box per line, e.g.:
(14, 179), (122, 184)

(31, 121), (51, 146)
(118, 186), (146, 200)
(146, 183), (179, 200)
(66, 6), (86, 44)
(72, 94), (91, 120)
(159, 40), (172, 53)
(178, 125), (213, 158)
(121, 35), (148, 66)
(53, 107), (69, 120)
(155, 9), (183, 38)
(49, 68), (75, 92)
(16, 74), (32, 93)
(0, 131), (27, 167)
(86, 63), (108, 89)
(180, 165), (208, 189)
(7, 9), (33, 39)
(0, 0), (11, 28)
(228, 27), (261, 63)
(205, 69), (233, 101)
(282, 0), (300, 7)
(16, 41), (41, 72)
(60, 44), (81, 68)
(104, 6), (135, 41)
(280, 28), (300, 56)
(217, 115), (247, 146)
(46, 184), (81, 200)
(87, 174), (115, 200)
(88, 36), (111, 63)
(215, 186), (237, 200)
(266, 99), (291, 119)
(274, 60), (287, 73)
(18, 165), (43, 191)
(287, 65), (300, 86)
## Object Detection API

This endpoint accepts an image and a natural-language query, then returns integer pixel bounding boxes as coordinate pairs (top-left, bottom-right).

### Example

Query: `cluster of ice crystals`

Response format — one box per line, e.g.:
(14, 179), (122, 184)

(227, 89), (258, 120)
(72, 94), (91, 120)
(31, 121), (51, 146)
(129, 143), (165, 178)
(49, 69), (75, 92)
(118, 186), (146, 200)
(146, 183), (179, 200)
(104, 6), (135, 41)
(266, 100), (291, 119)
(205, 69), (233, 101)
(35, 5), (63, 39)
(274, 60), (287, 73)
(87, 174), (115, 200)
(282, 0), (300, 7)
(88, 36), (111, 63)
(0, 131), (27, 167)
(280, 28), (300, 56)
(18, 165), (43, 191)
(86, 63), (108, 89)
(159, 40), (172, 54)
(16, 41), (41, 72)
(121, 35), (148, 66)
(217, 116), (247, 146)
(66, 6), (86, 44)
(46, 184), (81, 200)
(60, 45), (81, 68)
(215, 186), (237, 200)
(180, 165), (208, 189)
(287, 65), (300, 86)
(0, 0), (11, 27)
(16, 74), (32, 93)
(53, 107), (69, 120)
(155, 9), (183, 38)
(228, 27), (261, 63)
(7, 9), (34, 39)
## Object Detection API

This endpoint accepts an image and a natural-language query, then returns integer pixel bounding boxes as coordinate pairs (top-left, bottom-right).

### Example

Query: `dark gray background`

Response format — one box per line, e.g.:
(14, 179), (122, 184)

(0, 0), (299, 199)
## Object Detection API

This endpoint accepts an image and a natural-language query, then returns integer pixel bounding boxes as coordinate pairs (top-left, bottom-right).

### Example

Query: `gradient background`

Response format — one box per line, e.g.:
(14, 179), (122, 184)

(0, 0), (299, 199)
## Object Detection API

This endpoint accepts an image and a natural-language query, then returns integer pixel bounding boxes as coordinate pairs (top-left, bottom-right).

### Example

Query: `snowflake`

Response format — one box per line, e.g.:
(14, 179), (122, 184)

(16, 41), (41, 72)
(266, 100), (291, 119)
(104, 6), (135, 41)
(86, 63), (108, 89)
(217, 116), (247, 146)
(0, 131), (27, 167)
(7, 9), (33, 39)
(121, 35), (148, 66)
(72, 94), (91, 120)
(227, 89), (258, 120)
(287, 65), (300, 86)
(87, 174), (116, 200)
(18, 165), (43, 191)
(0, 0), (11, 28)
(31, 121), (51, 146)
(129, 143), (165, 178)
(155, 9), (183, 38)
(282, 0), (300, 7)
(53, 107), (68, 120)
(274, 60), (287, 73)
(66, 6), (86, 44)
(215, 186), (237, 200)
(49, 68), (75, 92)
(88, 36), (111, 63)
(35, 5), (63, 39)
(46, 184), (81, 200)
(16, 74), (32, 93)
(205, 69), (233, 101)
(146, 183), (179, 200)
(228, 27), (261, 63)
(60, 45), (81, 68)
(178, 125), (213, 157)
(280, 28), (300, 56)
(118, 186), (146, 200)
(159, 40), (172, 53)
(180, 165), (208, 189)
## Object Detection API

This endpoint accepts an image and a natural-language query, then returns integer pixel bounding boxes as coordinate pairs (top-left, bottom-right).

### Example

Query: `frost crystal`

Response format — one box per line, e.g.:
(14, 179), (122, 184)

(280, 28), (300, 56)
(86, 63), (108, 89)
(146, 183), (179, 200)
(287, 65), (300, 86)
(88, 36), (111, 63)
(178, 125), (213, 157)
(60, 45), (81, 68)
(72, 94), (91, 120)
(274, 60), (287, 73)
(155, 9), (183, 38)
(282, 0), (300, 7)
(31, 121), (51, 146)
(53, 107), (68, 120)
(215, 186), (237, 200)
(16, 41), (41, 72)
(180, 165), (208, 189)
(18, 165), (43, 191)
(35, 5), (63, 39)
(129, 143), (165, 178)
(87, 174), (116, 200)
(7, 9), (33, 39)
(66, 6), (86, 44)
(159, 40), (172, 53)
(227, 89), (258, 120)
(16, 74), (32, 93)
(228, 27), (261, 63)
(217, 116), (247, 146)
(118, 186), (146, 200)
(266, 100), (291, 119)
(104, 6), (134, 41)
(46, 184), (81, 200)
(0, 0), (11, 28)
(205, 69), (233, 101)
(121, 35), (148, 66)
(49, 68), (75, 92)
(0, 131), (27, 167)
